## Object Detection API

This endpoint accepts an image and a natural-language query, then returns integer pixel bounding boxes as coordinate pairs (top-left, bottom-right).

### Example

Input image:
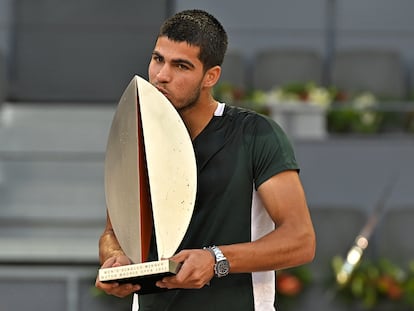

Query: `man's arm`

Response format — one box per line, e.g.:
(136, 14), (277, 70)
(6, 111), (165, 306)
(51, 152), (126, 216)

(157, 170), (315, 289)
(220, 170), (316, 272)
(95, 211), (140, 297)
(98, 211), (127, 264)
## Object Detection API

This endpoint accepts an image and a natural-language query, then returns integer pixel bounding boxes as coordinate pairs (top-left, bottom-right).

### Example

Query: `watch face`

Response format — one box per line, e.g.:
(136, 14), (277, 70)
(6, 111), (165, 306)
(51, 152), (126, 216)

(216, 260), (230, 277)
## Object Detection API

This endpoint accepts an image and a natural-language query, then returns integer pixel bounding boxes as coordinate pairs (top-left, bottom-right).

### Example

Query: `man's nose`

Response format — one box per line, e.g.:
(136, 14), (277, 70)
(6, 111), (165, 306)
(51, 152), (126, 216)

(156, 64), (172, 83)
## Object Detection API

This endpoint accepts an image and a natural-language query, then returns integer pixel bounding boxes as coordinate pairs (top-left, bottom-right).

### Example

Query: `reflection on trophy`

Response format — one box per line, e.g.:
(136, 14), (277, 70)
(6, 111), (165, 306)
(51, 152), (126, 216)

(98, 75), (197, 294)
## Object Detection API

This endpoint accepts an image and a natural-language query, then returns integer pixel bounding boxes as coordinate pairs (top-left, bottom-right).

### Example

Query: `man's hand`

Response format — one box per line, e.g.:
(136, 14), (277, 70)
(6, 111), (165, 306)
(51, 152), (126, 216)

(156, 249), (215, 289)
(95, 255), (140, 298)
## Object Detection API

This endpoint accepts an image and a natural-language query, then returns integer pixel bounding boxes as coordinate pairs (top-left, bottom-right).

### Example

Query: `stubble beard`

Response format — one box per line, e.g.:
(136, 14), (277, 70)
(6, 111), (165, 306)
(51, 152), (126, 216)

(176, 84), (202, 114)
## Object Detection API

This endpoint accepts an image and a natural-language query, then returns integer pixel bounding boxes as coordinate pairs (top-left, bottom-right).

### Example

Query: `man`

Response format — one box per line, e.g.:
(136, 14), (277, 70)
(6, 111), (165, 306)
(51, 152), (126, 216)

(96, 9), (315, 310)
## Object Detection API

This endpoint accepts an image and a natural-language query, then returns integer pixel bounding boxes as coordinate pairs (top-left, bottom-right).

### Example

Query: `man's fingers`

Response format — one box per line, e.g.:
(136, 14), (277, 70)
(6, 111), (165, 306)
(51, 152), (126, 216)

(97, 281), (140, 297)
(101, 257), (117, 268)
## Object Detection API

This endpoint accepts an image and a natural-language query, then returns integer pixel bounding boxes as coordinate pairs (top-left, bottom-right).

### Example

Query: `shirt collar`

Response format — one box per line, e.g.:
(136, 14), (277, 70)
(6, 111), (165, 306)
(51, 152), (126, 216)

(214, 102), (225, 117)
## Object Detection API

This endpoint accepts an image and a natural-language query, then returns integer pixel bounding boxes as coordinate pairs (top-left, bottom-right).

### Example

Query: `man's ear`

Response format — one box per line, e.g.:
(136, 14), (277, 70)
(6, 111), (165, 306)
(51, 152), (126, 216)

(203, 66), (221, 88)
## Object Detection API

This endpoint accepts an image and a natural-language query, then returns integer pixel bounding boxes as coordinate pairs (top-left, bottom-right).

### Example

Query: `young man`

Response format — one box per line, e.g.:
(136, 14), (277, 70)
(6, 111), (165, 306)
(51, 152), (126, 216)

(96, 9), (315, 310)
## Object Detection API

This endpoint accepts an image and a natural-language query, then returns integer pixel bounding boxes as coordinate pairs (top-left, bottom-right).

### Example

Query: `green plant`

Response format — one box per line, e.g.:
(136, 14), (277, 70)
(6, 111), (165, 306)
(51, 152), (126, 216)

(214, 81), (414, 134)
(331, 256), (414, 310)
(213, 82), (270, 114)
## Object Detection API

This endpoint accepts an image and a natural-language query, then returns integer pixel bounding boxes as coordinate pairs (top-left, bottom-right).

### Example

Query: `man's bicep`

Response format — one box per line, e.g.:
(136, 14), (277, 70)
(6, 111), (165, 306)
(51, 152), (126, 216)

(256, 170), (308, 225)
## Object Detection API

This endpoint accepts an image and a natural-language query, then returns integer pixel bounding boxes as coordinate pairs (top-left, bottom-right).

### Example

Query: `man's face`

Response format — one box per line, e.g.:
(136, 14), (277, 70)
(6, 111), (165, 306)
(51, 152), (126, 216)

(148, 36), (206, 111)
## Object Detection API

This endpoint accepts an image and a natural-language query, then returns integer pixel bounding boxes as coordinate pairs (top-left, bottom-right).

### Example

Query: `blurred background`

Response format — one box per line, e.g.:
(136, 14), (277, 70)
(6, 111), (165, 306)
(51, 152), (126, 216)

(1, 0), (414, 310)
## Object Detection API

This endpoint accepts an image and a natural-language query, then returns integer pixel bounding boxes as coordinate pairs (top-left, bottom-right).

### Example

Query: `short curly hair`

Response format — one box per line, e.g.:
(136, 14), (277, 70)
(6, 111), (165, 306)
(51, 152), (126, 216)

(158, 9), (228, 71)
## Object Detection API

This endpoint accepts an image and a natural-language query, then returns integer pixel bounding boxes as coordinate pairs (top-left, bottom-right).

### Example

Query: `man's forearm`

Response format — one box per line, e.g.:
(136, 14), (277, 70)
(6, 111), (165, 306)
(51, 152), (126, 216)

(98, 228), (126, 264)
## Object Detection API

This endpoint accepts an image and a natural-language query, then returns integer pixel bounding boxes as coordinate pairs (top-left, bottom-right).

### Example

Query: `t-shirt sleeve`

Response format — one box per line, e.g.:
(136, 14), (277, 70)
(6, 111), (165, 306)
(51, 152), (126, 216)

(250, 115), (299, 189)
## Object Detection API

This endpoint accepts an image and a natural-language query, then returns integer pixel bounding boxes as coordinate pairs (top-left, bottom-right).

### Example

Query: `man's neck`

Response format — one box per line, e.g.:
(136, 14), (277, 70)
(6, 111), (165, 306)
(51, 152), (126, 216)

(180, 98), (218, 140)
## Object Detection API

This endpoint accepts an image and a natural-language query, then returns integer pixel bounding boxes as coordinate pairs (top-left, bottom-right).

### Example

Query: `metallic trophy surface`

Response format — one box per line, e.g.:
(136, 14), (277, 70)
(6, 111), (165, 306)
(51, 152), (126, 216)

(100, 75), (197, 294)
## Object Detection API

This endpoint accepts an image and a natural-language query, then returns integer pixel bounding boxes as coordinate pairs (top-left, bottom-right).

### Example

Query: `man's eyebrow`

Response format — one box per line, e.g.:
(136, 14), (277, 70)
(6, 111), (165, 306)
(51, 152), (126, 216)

(152, 51), (163, 58)
(152, 51), (195, 69)
(171, 58), (195, 69)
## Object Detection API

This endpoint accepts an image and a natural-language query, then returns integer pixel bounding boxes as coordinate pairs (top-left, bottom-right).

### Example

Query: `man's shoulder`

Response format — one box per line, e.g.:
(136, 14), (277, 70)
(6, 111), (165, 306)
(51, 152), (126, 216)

(223, 104), (281, 132)
(224, 104), (270, 123)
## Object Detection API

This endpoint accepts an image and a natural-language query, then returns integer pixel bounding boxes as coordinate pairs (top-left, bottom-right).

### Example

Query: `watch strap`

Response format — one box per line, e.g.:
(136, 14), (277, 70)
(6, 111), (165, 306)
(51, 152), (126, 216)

(203, 245), (230, 278)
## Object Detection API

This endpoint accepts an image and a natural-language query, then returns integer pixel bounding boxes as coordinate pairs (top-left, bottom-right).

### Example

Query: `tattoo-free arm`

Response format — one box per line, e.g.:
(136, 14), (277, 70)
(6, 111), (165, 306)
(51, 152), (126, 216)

(220, 170), (316, 273)
(95, 211), (140, 297)
(157, 170), (316, 290)
(98, 211), (126, 264)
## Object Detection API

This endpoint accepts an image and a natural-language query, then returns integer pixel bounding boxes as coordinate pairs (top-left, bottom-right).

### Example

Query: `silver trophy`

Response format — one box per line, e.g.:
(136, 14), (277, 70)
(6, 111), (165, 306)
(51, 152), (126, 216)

(99, 75), (197, 294)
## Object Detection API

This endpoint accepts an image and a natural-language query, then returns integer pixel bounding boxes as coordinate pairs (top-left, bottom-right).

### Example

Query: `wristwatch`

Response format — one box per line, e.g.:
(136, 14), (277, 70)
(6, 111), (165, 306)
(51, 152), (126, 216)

(204, 245), (230, 278)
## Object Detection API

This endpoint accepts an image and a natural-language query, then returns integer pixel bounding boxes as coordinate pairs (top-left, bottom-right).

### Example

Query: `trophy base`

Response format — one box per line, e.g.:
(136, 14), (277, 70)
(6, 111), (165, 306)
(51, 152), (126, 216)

(99, 259), (181, 295)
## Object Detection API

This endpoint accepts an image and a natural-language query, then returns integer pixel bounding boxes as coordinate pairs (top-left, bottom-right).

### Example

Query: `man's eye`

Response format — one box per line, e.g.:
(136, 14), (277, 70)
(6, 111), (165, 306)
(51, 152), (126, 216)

(177, 64), (189, 70)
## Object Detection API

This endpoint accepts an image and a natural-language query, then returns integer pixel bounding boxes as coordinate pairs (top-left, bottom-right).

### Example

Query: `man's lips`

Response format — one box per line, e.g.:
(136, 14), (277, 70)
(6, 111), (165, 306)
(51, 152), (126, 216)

(155, 86), (168, 97)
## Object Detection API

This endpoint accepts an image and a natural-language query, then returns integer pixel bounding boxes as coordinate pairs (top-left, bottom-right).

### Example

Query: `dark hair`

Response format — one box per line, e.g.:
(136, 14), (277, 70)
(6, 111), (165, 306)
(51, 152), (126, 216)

(159, 9), (228, 70)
